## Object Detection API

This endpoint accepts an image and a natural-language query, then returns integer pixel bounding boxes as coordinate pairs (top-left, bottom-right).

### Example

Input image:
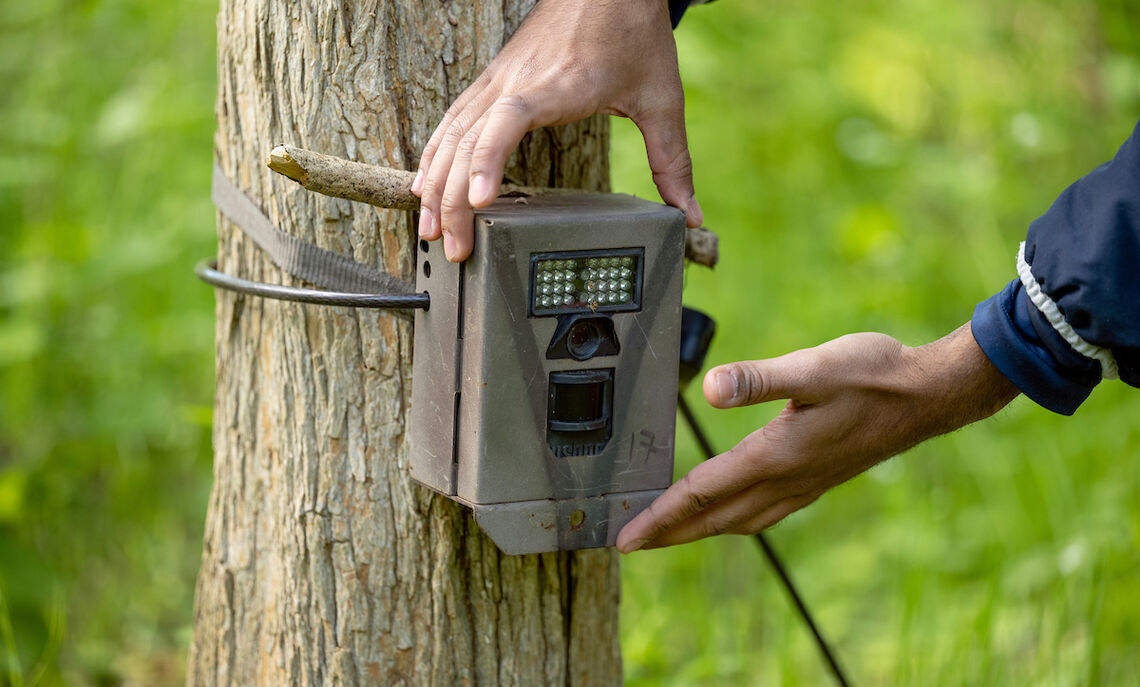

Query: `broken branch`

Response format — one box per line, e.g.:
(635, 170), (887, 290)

(267, 144), (719, 267)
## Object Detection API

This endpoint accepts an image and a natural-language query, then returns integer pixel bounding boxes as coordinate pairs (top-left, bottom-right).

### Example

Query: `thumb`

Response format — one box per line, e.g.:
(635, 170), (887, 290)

(634, 110), (703, 228)
(703, 353), (821, 409)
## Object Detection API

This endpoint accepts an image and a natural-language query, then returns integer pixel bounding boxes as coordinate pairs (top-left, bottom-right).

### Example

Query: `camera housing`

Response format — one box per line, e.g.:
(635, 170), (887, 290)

(410, 193), (684, 554)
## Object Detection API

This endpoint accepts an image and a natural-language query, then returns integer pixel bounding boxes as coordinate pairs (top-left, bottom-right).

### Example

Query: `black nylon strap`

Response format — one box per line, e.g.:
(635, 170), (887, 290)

(210, 163), (418, 297)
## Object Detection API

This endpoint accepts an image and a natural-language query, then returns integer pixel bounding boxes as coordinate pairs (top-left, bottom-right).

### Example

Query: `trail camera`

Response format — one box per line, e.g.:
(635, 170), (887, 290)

(410, 193), (685, 555)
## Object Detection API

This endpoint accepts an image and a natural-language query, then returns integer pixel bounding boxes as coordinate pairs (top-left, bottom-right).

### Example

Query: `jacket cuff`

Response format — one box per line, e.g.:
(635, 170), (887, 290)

(669, 0), (714, 27)
(669, 0), (690, 27)
(971, 279), (1099, 415)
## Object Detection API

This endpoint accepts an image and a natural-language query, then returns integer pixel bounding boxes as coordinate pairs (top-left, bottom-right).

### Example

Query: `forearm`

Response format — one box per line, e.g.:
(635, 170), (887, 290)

(909, 322), (1020, 435)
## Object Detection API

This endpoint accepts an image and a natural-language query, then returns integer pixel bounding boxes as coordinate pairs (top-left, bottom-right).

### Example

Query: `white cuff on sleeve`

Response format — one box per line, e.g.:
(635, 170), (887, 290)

(1017, 242), (1119, 380)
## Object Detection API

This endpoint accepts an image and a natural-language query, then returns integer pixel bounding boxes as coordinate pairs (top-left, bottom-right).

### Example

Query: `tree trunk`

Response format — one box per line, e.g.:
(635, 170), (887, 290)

(188, 1), (620, 685)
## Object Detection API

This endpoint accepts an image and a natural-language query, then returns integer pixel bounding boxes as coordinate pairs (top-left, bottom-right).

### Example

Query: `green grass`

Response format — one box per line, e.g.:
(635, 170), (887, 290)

(0, 0), (217, 683)
(1, 0), (1138, 684)
(617, 1), (1140, 684)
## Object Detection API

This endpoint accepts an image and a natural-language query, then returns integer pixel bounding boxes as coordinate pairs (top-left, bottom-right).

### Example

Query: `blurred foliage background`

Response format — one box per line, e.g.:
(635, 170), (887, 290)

(0, 0), (1137, 684)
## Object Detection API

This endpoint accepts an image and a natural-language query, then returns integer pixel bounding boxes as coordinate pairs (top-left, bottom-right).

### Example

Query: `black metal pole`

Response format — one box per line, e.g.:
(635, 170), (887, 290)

(676, 393), (852, 687)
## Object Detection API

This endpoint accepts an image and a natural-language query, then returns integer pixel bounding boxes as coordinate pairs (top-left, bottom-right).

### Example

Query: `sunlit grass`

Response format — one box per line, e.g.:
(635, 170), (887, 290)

(1, 0), (1138, 684)
(617, 1), (1140, 683)
(1, 0), (217, 683)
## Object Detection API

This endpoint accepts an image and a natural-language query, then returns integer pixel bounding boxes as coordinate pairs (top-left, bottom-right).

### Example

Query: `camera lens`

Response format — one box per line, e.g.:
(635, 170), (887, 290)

(566, 320), (602, 360)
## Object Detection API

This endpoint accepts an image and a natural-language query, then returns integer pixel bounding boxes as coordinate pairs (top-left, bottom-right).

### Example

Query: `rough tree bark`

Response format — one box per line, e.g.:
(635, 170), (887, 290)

(188, 1), (622, 685)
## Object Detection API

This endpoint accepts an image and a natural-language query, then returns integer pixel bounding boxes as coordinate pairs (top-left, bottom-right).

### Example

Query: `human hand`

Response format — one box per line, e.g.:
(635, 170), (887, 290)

(411, 0), (703, 262)
(616, 323), (1019, 552)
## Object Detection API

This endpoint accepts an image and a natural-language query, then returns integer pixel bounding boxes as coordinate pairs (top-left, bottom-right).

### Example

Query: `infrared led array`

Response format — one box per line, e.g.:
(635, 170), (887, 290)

(532, 254), (639, 313)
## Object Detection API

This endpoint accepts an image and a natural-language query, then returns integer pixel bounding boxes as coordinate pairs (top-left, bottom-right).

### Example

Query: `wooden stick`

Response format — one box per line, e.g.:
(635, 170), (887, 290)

(268, 144), (719, 267)
(684, 226), (718, 268)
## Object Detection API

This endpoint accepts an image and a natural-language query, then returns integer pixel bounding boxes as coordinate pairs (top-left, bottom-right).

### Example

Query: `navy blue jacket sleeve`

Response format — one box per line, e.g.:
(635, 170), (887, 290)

(972, 119), (1140, 415)
(669, 0), (714, 28)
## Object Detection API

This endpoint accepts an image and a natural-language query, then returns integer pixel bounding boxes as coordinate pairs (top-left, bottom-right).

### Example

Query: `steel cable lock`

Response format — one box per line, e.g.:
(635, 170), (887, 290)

(199, 149), (849, 686)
